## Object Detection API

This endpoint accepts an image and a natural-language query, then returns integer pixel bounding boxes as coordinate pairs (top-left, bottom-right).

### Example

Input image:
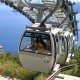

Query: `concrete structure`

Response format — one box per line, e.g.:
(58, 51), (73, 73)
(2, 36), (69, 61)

(0, 75), (19, 80)
(0, 45), (3, 53)
(55, 74), (80, 80)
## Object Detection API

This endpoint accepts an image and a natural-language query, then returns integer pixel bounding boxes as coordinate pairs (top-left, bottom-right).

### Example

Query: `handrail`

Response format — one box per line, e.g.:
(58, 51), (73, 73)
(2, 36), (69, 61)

(47, 64), (78, 80)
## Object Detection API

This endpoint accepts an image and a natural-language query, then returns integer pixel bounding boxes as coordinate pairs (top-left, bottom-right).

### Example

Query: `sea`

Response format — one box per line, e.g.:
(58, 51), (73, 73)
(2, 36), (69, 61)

(0, 3), (80, 55)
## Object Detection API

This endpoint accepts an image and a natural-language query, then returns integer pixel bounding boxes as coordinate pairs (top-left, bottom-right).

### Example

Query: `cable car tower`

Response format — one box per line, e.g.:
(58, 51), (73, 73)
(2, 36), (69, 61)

(0, 0), (78, 73)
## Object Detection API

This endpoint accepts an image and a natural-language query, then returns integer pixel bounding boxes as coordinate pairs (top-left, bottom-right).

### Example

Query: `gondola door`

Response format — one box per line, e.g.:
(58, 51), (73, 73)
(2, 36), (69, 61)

(57, 35), (68, 65)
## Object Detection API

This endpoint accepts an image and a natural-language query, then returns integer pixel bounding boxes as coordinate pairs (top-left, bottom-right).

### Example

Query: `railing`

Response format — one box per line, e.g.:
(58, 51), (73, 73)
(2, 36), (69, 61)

(47, 64), (78, 80)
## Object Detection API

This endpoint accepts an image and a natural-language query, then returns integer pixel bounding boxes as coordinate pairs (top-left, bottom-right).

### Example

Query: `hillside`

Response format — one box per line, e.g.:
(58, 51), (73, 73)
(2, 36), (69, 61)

(0, 48), (80, 80)
(0, 53), (40, 80)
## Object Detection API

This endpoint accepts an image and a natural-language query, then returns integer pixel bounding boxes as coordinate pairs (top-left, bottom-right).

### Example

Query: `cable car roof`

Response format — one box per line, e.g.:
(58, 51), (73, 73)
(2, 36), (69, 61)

(27, 25), (63, 35)
(64, 31), (70, 37)
(26, 26), (51, 33)
(51, 28), (61, 35)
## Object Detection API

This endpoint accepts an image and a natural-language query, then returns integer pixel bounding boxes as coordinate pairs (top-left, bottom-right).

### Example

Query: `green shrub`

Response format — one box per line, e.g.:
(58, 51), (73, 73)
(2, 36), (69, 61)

(34, 73), (48, 80)
(74, 48), (80, 76)
(0, 53), (39, 80)
(62, 47), (80, 77)
(0, 47), (80, 79)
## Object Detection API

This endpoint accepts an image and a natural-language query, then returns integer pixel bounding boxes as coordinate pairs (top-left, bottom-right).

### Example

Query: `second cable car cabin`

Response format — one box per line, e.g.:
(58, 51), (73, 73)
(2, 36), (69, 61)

(18, 24), (74, 73)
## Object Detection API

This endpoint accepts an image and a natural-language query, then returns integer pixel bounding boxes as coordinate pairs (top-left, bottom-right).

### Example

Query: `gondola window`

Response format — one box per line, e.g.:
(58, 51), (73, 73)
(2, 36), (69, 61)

(19, 32), (51, 55)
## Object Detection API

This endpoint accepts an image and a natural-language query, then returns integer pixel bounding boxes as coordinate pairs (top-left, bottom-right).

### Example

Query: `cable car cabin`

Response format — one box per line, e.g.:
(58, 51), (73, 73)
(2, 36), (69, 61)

(53, 30), (74, 65)
(19, 27), (56, 73)
(64, 31), (75, 54)
(52, 30), (68, 65)
(55, 32), (68, 65)
(59, 31), (75, 63)
(18, 26), (71, 73)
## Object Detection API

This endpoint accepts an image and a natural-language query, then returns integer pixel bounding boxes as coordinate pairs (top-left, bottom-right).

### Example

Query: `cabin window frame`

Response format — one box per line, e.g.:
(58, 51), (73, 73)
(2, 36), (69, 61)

(19, 31), (52, 56)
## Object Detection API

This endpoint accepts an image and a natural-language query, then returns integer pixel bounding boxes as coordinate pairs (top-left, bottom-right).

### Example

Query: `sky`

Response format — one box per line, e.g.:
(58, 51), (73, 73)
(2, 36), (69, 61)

(69, 0), (80, 2)
(12, 0), (80, 2)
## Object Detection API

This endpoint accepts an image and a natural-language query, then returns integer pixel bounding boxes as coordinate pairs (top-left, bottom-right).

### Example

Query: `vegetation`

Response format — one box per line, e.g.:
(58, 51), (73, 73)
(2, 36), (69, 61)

(62, 46), (80, 77)
(0, 47), (80, 80)
(0, 53), (39, 80)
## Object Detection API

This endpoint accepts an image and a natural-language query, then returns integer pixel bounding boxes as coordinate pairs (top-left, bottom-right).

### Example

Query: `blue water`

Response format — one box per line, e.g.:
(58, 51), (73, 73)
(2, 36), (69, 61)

(0, 3), (80, 55)
(0, 3), (32, 54)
